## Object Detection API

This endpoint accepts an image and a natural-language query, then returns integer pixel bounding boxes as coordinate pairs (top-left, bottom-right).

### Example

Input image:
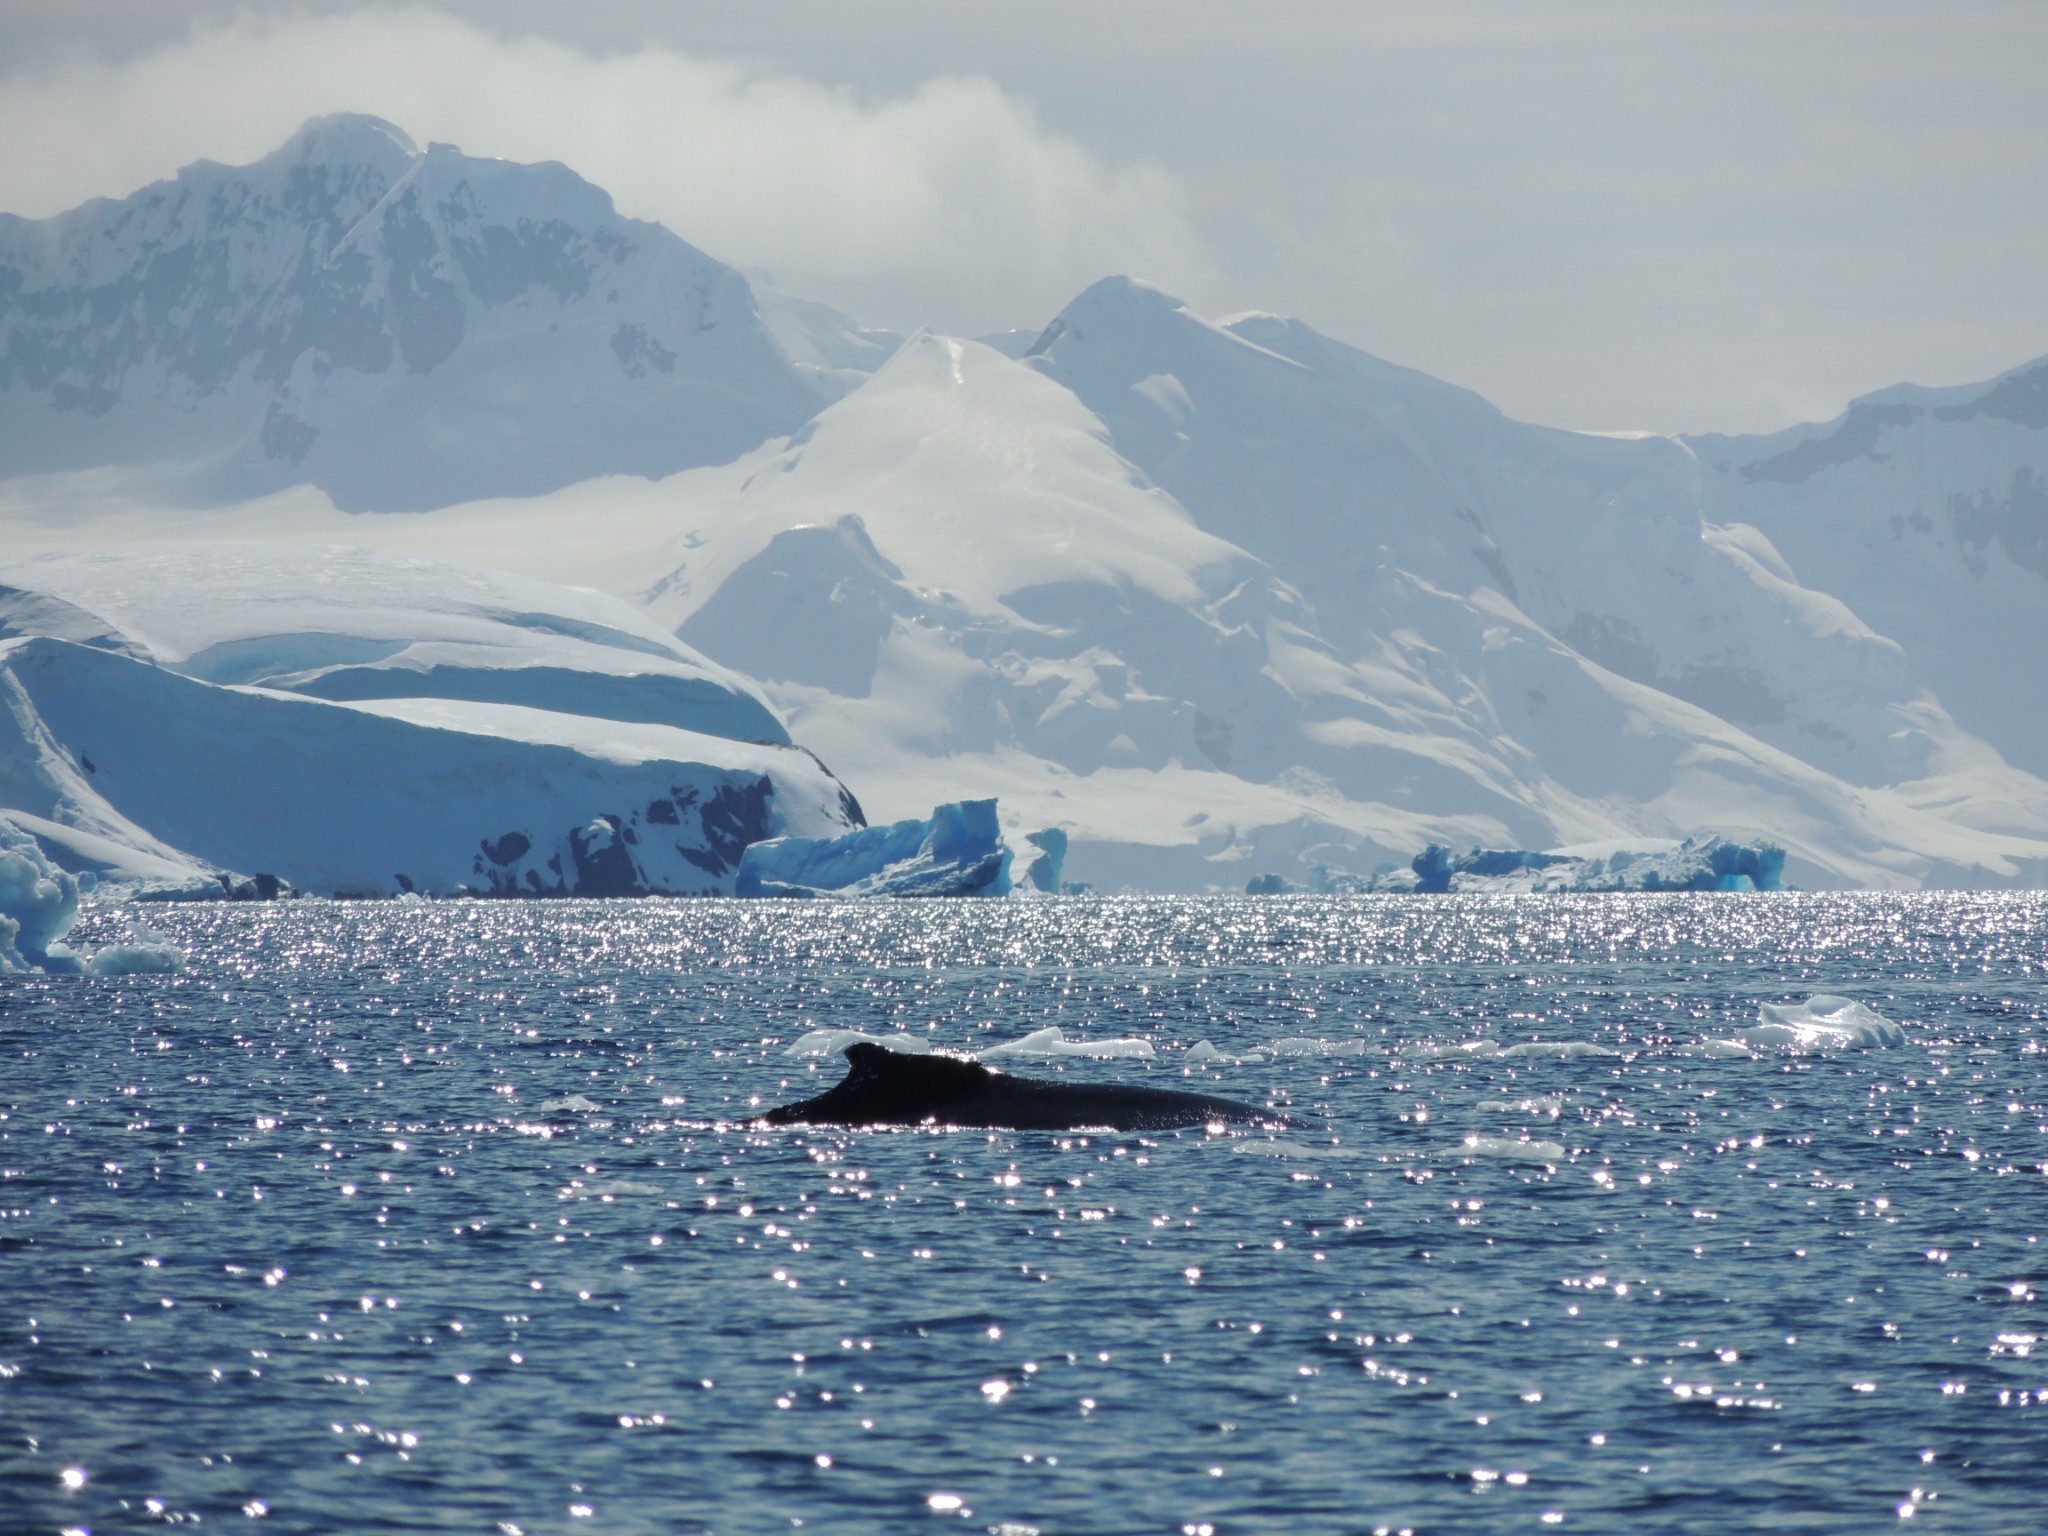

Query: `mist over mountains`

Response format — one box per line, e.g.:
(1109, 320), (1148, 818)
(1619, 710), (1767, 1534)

(4, 115), (2045, 892)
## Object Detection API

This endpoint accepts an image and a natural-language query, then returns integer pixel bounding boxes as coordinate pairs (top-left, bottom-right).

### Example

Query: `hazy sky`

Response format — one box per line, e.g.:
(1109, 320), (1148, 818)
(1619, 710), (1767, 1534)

(3, 0), (2044, 434)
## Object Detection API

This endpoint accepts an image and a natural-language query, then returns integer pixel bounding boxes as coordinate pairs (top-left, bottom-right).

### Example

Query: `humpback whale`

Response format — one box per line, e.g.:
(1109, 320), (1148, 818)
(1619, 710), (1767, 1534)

(758, 1041), (1277, 1132)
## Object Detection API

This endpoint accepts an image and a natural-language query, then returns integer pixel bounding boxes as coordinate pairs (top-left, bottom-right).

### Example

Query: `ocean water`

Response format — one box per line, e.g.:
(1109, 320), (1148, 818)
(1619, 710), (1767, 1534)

(2, 893), (2043, 1535)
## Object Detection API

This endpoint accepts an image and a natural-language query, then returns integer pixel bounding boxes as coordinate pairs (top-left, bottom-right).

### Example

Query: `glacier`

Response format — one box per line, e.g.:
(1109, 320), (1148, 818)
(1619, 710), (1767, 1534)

(0, 545), (863, 897)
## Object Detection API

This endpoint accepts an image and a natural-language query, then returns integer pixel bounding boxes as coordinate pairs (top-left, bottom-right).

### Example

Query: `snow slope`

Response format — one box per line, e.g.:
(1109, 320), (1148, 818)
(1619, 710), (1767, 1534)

(1028, 278), (1951, 792)
(1688, 358), (2048, 780)
(0, 115), (868, 510)
(624, 322), (2048, 890)
(0, 545), (861, 896)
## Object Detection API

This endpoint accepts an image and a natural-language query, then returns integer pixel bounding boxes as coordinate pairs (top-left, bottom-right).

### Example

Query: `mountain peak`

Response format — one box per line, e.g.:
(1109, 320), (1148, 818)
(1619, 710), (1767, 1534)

(1067, 274), (1189, 313)
(276, 112), (419, 167)
(1026, 275), (1189, 354)
(1024, 276), (1305, 380)
(0, 113), (825, 510)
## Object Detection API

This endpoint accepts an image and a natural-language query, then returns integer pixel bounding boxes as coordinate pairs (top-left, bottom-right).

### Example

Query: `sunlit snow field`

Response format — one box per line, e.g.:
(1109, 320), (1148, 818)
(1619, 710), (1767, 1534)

(2, 894), (2044, 1534)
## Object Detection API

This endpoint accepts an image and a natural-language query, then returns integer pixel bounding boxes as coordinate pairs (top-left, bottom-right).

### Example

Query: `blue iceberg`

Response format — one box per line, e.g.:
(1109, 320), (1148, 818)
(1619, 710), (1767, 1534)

(737, 798), (1013, 898)
(1247, 835), (1789, 895)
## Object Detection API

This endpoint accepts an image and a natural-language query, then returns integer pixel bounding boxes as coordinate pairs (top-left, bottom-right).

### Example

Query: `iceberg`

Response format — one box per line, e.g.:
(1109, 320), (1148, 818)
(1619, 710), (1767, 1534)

(736, 799), (1012, 898)
(1704, 995), (1906, 1054)
(83, 921), (185, 977)
(1, 815), (82, 973)
(1013, 827), (1069, 894)
(978, 1027), (1156, 1061)
(1, 814), (186, 974)
(1253, 835), (1789, 895)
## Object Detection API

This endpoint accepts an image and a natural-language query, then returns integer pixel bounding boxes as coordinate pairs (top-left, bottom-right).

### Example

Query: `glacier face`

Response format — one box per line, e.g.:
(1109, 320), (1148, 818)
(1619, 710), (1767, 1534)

(0, 115), (849, 511)
(0, 545), (862, 897)
(4, 120), (2047, 893)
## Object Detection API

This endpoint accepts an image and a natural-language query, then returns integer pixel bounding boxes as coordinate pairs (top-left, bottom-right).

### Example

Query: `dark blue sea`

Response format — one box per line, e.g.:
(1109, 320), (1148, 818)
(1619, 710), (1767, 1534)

(2, 894), (2044, 1535)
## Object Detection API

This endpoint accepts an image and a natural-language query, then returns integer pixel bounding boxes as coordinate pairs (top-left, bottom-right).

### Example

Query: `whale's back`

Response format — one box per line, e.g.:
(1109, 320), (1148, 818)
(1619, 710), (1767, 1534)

(759, 1041), (1274, 1130)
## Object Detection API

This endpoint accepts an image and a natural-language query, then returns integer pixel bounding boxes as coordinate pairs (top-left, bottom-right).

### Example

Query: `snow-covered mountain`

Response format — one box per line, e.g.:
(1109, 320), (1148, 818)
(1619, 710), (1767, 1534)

(4, 120), (2044, 892)
(624, 319), (2048, 889)
(0, 545), (863, 896)
(1688, 359), (2048, 780)
(1030, 278), (1939, 788)
(0, 115), (864, 511)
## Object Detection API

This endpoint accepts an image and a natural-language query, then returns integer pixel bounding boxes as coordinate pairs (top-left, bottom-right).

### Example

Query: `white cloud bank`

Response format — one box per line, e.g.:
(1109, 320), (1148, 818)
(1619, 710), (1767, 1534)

(0, 6), (1210, 338)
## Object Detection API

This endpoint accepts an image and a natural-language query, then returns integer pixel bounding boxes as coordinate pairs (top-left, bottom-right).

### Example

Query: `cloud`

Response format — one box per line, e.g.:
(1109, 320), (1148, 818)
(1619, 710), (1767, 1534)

(0, 6), (1210, 336)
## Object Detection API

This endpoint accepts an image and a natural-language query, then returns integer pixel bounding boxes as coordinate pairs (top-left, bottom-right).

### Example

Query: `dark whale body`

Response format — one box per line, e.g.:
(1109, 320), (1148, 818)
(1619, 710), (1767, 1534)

(758, 1042), (1275, 1132)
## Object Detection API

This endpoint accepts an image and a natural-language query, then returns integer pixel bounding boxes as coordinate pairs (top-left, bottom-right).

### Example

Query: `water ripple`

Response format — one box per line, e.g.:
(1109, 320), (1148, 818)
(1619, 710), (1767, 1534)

(0, 893), (2042, 1533)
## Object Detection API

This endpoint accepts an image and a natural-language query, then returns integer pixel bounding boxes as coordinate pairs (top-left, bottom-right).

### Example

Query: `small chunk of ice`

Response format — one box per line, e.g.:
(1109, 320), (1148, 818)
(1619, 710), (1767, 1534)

(979, 1027), (1155, 1060)
(1459, 1134), (1566, 1163)
(1702, 995), (1905, 1054)
(1396, 1039), (1500, 1061)
(1185, 1040), (1265, 1065)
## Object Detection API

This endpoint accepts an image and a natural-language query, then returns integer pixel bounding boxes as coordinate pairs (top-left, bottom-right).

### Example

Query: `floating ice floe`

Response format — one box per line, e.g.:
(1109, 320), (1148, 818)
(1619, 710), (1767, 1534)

(1265, 1036), (1376, 1057)
(1255, 836), (1790, 894)
(1477, 1094), (1567, 1116)
(1185, 1040), (1265, 1065)
(784, 1029), (934, 1058)
(1459, 1134), (1567, 1163)
(1396, 1039), (1501, 1061)
(1397, 1037), (1615, 1061)
(1231, 1138), (1357, 1160)
(1700, 995), (1906, 1054)
(978, 1027), (1156, 1061)
(83, 921), (185, 977)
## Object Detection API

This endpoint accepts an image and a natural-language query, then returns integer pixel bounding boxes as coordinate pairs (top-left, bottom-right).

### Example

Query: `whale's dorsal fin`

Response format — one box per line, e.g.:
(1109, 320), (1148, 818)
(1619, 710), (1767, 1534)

(841, 1041), (993, 1092)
